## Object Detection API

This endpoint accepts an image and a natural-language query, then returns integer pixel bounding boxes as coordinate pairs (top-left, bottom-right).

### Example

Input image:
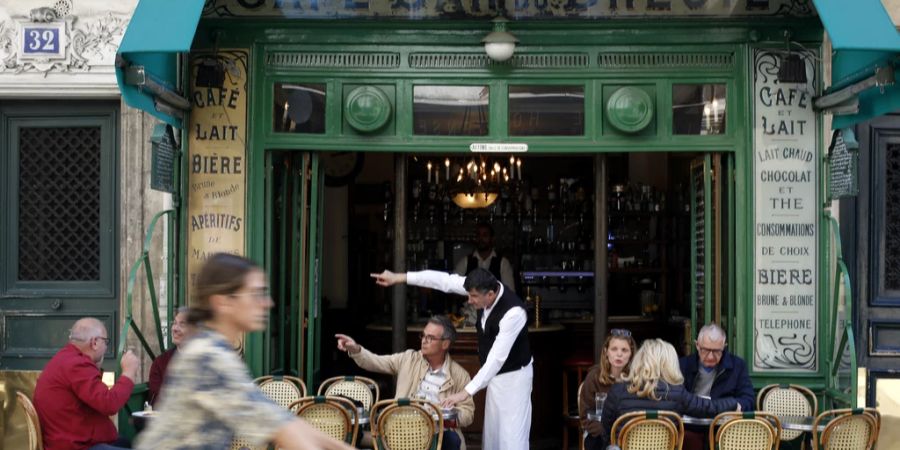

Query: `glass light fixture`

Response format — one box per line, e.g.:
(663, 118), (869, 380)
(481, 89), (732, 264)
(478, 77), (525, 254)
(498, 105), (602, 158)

(483, 17), (518, 62)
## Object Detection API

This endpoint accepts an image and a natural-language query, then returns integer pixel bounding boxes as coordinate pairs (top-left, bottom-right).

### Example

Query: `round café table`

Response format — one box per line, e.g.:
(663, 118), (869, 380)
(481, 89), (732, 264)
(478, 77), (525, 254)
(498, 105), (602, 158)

(682, 415), (825, 432)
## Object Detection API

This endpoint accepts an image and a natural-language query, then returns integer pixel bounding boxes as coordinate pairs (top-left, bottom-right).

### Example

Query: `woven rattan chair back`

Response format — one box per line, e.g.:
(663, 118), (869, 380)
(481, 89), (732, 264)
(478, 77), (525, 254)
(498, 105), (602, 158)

(16, 392), (43, 450)
(611, 411), (683, 450)
(758, 384), (817, 442)
(230, 437), (267, 450)
(256, 375), (307, 411)
(711, 411), (781, 450)
(375, 404), (436, 450)
(319, 375), (379, 411)
(812, 409), (878, 450)
(291, 396), (358, 445)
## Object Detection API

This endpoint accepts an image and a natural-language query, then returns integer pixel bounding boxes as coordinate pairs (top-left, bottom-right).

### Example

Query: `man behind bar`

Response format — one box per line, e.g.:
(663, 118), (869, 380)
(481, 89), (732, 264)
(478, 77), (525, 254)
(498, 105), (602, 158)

(372, 268), (532, 450)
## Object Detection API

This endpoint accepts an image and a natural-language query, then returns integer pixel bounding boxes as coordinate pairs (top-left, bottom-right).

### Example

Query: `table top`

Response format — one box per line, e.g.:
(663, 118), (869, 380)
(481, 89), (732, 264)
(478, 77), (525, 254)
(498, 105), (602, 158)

(355, 407), (458, 426)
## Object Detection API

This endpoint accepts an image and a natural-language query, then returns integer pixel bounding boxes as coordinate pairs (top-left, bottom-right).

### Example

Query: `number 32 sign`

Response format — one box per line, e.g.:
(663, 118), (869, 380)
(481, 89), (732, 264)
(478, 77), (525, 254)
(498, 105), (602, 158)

(18, 22), (66, 60)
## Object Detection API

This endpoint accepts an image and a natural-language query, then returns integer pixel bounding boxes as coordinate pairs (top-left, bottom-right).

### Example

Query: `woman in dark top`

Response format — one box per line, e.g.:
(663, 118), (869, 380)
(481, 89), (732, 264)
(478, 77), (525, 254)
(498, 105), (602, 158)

(147, 307), (192, 405)
(579, 328), (637, 450)
(600, 339), (740, 447)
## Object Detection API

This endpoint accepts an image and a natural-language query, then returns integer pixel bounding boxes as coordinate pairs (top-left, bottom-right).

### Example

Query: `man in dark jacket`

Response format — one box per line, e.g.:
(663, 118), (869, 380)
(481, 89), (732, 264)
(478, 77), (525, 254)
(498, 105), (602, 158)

(679, 323), (755, 412)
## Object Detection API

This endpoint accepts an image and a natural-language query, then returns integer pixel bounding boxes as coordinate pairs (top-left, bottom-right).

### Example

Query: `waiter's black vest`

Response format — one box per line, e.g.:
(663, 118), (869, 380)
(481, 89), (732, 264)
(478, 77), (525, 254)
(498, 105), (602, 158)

(476, 284), (532, 375)
(466, 254), (502, 280)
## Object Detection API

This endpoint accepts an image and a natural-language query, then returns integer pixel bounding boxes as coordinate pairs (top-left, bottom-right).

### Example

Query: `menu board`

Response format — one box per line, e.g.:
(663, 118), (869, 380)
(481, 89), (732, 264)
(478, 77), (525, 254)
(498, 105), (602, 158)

(186, 50), (250, 302)
(752, 49), (818, 372)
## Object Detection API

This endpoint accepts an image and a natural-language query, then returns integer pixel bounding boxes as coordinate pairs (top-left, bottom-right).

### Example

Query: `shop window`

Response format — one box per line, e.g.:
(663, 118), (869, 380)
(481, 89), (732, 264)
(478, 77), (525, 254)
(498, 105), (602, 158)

(884, 144), (900, 290)
(413, 85), (488, 136)
(672, 84), (726, 135)
(509, 85), (584, 136)
(273, 83), (326, 133)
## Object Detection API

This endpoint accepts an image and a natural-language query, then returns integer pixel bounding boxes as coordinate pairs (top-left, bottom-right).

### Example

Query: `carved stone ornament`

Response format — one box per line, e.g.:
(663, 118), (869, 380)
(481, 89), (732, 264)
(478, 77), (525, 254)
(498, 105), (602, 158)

(0, 0), (127, 76)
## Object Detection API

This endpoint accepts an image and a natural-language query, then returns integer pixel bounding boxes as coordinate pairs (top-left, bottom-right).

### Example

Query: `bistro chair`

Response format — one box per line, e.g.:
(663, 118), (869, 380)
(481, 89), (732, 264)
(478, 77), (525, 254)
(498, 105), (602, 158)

(758, 383), (818, 448)
(562, 356), (592, 450)
(255, 375), (308, 411)
(370, 398), (443, 450)
(230, 437), (267, 450)
(16, 392), (43, 450)
(318, 375), (380, 412)
(812, 408), (879, 450)
(610, 410), (684, 450)
(290, 396), (359, 446)
(709, 411), (781, 450)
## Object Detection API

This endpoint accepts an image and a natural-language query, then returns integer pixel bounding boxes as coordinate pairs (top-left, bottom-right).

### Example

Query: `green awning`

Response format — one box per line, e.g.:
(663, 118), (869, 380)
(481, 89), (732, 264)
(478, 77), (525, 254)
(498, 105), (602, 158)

(115, 0), (205, 128)
(814, 0), (900, 128)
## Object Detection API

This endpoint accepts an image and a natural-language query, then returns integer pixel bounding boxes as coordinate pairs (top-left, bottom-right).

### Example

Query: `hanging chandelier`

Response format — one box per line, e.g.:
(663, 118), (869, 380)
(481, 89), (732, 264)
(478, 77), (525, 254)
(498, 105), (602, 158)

(422, 155), (522, 209)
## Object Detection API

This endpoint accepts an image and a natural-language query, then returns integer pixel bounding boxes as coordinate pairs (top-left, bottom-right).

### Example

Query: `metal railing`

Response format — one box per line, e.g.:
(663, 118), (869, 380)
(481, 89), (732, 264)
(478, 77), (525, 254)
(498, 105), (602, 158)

(823, 212), (857, 409)
(117, 209), (177, 360)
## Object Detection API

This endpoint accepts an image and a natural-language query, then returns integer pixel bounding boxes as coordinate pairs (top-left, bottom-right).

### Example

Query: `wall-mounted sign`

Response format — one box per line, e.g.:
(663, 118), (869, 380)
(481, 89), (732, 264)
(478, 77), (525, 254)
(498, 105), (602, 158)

(186, 50), (250, 302)
(18, 21), (66, 61)
(203, 0), (815, 19)
(470, 143), (527, 153)
(752, 49), (819, 373)
(150, 124), (178, 193)
(827, 129), (859, 200)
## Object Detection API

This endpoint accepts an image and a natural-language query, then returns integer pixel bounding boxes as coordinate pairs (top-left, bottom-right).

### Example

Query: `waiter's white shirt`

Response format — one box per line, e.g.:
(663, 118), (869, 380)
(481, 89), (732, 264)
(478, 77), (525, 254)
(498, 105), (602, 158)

(405, 271), (530, 394)
(453, 250), (516, 293)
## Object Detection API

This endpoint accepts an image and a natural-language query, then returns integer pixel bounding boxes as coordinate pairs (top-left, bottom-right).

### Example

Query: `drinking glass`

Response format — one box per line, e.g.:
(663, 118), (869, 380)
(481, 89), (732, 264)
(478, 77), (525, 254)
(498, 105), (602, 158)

(594, 392), (607, 418)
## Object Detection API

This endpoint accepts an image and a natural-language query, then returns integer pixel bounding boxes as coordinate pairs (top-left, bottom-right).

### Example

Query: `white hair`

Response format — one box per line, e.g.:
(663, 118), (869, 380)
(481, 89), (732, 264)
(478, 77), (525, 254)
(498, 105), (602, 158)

(697, 323), (726, 343)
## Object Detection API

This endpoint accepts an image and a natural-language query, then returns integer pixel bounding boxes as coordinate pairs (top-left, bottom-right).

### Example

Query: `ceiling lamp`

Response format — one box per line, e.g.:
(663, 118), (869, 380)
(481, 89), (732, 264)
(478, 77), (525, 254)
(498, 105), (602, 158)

(422, 156), (521, 209)
(483, 17), (518, 62)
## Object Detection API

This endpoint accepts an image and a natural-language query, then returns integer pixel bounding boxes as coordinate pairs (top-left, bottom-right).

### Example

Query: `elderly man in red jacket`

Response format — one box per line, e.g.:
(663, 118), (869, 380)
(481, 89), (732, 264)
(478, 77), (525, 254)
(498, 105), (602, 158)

(33, 317), (139, 450)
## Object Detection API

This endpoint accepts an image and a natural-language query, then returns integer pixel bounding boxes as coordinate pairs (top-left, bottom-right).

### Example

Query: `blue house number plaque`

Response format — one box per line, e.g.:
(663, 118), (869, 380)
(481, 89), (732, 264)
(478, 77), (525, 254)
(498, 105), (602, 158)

(19, 22), (66, 59)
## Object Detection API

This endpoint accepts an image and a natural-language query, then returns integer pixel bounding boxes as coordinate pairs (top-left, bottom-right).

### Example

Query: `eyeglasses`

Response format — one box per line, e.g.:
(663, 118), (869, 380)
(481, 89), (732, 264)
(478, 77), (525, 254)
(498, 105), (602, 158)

(230, 290), (271, 301)
(94, 336), (110, 345)
(610, 328), (632, 338)
(698, 346), (724, 356)
(420, 333), (446, 344)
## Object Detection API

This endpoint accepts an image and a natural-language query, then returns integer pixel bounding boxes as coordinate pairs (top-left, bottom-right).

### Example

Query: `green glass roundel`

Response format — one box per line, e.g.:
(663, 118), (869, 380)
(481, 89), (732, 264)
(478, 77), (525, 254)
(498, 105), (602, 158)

(345, 86), (392, 132)
(606, 87), (654, 133)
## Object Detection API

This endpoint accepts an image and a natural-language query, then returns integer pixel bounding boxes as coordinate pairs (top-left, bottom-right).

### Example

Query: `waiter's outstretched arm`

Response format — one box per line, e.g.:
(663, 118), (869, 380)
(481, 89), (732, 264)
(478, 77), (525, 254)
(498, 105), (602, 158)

(371, 270), (468, 296)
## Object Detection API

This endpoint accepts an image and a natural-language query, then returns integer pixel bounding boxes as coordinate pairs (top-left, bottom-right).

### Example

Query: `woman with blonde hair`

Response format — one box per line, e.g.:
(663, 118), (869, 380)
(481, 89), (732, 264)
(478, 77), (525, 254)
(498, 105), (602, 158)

(599, 339), (740, 446)
(579, 329), (637, 450)
(136, 253), (354, 450)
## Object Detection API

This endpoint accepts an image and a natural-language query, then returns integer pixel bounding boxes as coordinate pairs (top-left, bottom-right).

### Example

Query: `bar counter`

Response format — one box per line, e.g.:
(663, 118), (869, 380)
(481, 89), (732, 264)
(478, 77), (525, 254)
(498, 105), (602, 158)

(365, 322), (565, 438)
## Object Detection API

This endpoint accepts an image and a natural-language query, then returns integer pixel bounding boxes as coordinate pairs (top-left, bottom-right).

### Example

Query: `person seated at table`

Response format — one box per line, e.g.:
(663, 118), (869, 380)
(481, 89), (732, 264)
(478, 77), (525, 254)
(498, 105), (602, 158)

(600, 339), (741, 448)
(148, 307), (194, 406)
(33, 317), (139, 450)
(336, 315), (475, 450)
(679, 323), (755, 450)
(579, 328), (637, 450)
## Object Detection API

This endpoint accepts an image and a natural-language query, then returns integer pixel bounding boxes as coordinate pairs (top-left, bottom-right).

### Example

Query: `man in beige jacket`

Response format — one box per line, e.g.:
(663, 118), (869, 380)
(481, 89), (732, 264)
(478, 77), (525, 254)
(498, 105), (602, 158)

(335, 315), (475, 450)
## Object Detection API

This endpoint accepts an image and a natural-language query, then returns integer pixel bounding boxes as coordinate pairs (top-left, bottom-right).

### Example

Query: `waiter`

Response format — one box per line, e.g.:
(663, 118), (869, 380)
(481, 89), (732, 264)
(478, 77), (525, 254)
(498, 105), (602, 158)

(371, 268), (532, 450)
(454, 222), (515, 292)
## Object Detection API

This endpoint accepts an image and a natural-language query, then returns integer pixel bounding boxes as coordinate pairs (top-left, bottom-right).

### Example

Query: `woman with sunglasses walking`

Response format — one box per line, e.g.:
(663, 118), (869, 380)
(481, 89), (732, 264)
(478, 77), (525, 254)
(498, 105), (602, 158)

(136, 253), (354, 450)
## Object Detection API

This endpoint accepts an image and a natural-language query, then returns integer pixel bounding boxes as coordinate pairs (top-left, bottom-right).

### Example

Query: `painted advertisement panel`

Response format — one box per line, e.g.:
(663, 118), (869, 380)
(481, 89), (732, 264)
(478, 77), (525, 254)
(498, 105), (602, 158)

(752, 48), (818, 372)
(186, 50), (250, 302)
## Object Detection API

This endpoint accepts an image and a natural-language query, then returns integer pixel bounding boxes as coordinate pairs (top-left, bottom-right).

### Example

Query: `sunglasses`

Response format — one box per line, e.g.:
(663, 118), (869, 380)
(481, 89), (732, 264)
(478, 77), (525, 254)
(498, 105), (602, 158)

(610, 328), (632, 338)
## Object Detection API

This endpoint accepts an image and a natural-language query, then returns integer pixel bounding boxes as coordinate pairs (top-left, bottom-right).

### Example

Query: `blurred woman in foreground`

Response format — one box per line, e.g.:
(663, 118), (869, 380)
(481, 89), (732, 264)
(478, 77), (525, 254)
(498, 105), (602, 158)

(599, 339), (740, 447)
(136, 253), (354, 450)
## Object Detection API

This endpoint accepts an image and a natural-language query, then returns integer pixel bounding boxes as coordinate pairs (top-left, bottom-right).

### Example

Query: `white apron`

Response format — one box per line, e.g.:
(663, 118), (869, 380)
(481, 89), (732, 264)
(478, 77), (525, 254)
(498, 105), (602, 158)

(482, 363), (533, 450)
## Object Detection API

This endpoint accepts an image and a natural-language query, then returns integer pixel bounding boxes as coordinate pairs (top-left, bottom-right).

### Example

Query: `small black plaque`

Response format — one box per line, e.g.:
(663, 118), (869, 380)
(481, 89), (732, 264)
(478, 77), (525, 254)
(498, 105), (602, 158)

(151, 124), (178, 193)
(828, 129), (858, 200)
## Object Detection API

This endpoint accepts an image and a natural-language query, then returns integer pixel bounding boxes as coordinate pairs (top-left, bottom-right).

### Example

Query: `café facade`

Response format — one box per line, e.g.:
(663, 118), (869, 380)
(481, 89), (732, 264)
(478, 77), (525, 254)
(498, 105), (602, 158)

(6, 0), (900, 445)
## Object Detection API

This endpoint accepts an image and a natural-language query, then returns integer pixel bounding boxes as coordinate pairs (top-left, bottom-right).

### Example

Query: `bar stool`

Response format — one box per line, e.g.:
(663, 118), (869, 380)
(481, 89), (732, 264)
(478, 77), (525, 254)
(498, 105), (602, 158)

(562, 355), (593, 450)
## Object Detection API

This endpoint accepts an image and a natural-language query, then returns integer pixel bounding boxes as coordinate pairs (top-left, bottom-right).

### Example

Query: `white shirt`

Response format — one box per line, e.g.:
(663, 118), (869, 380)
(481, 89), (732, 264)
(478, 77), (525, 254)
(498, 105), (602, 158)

(415, 357), (450, 403)
(406, 270), (529, 396)
(454, 250), (516, 293)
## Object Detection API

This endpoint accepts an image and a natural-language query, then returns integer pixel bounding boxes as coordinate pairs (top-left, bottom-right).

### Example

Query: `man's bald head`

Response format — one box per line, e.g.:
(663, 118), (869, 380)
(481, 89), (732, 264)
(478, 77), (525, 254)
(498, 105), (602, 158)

(69, 317), (106, 343)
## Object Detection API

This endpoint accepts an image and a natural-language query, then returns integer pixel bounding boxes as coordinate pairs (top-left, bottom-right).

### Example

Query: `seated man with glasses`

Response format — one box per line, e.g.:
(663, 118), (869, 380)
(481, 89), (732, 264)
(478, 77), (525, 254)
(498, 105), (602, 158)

(336, 315), (475, 450)
(678, 323), (755, 450)
(33, 317), (140, 450)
